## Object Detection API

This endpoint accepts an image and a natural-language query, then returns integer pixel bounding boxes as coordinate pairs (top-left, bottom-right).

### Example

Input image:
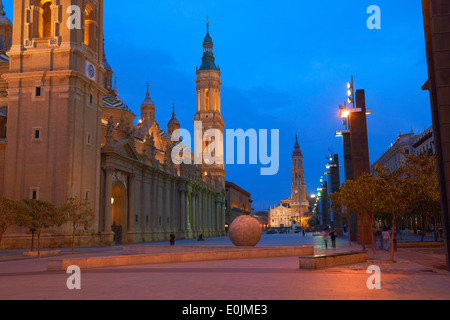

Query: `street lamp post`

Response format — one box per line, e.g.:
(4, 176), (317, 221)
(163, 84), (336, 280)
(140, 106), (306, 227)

(335, 76), (373, 244)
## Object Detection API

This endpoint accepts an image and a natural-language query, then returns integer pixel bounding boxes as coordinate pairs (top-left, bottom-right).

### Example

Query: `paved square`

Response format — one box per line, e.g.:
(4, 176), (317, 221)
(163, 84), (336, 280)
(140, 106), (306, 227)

(0, 233), (449, 300)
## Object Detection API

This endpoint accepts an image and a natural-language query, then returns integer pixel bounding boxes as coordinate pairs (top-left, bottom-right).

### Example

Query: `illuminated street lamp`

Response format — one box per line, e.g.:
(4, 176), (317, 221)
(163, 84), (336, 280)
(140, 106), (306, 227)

(347, 75), (355, 107)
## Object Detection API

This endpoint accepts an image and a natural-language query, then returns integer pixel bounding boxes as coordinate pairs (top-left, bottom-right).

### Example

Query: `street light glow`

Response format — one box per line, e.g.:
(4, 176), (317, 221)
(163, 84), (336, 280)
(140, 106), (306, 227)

(340, 110), (350, 118)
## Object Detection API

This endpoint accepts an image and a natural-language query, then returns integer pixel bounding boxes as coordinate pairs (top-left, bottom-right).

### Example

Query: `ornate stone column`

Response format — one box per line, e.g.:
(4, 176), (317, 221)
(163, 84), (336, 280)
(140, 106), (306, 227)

(101, 166), (114, 245)
(127, 172), (135, 243)
(179, 184), (186, 234)
(140, 171), (147, 238)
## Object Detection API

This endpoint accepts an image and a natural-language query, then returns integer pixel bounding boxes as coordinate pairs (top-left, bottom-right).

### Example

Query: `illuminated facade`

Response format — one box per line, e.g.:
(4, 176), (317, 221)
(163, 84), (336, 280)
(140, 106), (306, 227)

(0, 1), (226, 249)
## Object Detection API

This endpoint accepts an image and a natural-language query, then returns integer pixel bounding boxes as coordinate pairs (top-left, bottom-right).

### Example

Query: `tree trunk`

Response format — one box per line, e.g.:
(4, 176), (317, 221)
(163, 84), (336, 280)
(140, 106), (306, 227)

(370, 215), (376, 254)
(37, 230), (41, 259)
(31, 230), (35, 251)
(434, 217), (438, 241)
(421, 215), (425, 242)
(72, 229), (75, 255)
(348, 214), (351, 247)
(0, 225), (6, 249)
(391, 211), (396, 262)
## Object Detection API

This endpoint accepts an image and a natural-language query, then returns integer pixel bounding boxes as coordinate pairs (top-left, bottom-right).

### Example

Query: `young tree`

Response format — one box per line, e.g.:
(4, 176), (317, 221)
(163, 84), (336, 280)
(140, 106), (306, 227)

(373, 165), (409, 262)
(330, 173), (379, 253)
(61, 197), (95, 254)
(20, 199), (66, 258)
(0, 197), (26, 248)
(402, 153), (441, 241)
(329, 191), (352, 247)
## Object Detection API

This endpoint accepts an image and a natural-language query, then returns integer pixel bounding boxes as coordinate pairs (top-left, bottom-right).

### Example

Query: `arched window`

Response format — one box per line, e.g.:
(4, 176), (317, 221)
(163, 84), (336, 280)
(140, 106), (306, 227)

(205, 89), (209, 111)
(39, 1), (52, 38)
(84, 4), (95, 48)
(197, 90), (200, 112)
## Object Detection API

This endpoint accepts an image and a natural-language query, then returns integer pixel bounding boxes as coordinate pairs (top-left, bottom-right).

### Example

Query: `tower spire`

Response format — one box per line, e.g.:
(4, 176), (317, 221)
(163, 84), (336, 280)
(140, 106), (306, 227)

(0, 0), (5, 17)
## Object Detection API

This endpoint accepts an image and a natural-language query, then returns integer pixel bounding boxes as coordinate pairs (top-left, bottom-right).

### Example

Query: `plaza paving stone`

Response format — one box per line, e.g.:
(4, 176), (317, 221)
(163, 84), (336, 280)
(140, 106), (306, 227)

(0, 232), (449, 300)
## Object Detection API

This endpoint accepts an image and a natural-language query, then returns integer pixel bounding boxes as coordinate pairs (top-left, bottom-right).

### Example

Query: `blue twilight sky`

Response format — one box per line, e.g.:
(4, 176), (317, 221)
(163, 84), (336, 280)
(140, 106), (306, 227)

(4, 1), (432, 211)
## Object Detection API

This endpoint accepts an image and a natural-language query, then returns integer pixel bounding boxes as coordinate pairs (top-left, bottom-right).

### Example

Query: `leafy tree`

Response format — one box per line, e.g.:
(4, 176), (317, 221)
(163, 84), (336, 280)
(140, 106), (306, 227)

(20, 199), (66, 258)
(330, 173), (379, 253)
(61, 197), (95, 254)
(0, 197), (26, 248)
(329, 191), (352, 247)
(373, 165), (410, 262)
(401, 153), (441, 241)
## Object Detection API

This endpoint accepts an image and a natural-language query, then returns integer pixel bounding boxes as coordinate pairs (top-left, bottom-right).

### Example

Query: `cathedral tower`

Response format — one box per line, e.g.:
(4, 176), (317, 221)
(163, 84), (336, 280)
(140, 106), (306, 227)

(194, 20), (226, 187)
(2, 0), (108, 216)
(291, 135), (309, 218)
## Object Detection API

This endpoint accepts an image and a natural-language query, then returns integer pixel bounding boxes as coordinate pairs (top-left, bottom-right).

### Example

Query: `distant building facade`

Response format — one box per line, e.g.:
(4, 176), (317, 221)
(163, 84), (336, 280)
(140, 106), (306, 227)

(252, 211), (268, 229)
(268, 204), (292, 228)
(414, 126), (435, 156)
(372, 131), (417, 172)
(224, 181), (253, 226)
(372, 127), (435, 172)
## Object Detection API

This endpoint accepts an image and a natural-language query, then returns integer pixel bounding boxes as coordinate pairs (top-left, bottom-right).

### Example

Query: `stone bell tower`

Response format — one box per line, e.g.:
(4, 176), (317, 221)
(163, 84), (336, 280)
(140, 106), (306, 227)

(2, 0), (107, 215)
(194, 20), (226, 188)
(291, 135), (309, 219)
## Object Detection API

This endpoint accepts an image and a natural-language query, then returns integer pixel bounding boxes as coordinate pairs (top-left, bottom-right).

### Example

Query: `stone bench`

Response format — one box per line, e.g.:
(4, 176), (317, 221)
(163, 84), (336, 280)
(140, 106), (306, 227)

(48, 246), (315, 271)
(299, 251), (367, 269)
(397, 241), (444, 248)
(23, 249), (61, 257)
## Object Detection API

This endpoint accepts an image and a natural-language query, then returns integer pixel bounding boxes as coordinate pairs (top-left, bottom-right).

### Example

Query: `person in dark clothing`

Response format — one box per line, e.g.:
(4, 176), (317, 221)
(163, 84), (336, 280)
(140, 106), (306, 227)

(330, 230), (336, 248)
(170, 233), (175, 246)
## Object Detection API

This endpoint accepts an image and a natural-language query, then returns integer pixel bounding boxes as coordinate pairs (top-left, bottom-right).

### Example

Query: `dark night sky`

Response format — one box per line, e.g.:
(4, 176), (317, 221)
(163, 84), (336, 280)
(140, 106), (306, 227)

(3, 0), (432, 211)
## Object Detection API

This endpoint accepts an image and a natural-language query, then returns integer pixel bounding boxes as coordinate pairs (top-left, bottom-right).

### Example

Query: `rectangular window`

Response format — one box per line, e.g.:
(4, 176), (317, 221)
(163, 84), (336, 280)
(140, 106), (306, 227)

(32, 127), (42, 142)
(90, 95), (93, 104)
(35, 87), (42, 97)
(87, 134), (91, 145)
(30, 188), (39, 200)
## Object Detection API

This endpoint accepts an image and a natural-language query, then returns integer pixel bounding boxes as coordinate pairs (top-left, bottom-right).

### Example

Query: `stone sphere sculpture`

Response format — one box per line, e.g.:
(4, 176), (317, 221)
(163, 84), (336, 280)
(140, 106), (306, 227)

(229, 215), (263, 247)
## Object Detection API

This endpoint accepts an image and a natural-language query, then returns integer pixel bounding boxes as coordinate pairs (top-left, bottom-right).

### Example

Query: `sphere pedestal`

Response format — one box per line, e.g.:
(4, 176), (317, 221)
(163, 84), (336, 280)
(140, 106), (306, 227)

(229, 215), (262, 247)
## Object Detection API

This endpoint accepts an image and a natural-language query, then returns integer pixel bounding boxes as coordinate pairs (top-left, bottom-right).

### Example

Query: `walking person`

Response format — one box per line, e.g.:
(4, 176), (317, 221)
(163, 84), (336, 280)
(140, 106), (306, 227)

(170, 232), (176, 246)
(330, 230), (336, 248)
(382, 227), (390, 251)
(322, 228), (329, 249)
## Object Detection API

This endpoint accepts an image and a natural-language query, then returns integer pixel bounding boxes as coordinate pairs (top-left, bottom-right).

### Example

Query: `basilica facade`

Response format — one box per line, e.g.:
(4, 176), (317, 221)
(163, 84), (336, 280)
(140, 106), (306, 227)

(0, 0), (227, 249)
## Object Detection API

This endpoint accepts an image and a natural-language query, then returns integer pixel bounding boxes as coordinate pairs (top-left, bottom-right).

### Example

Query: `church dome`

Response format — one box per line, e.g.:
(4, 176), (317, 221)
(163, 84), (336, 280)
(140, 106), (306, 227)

(142, 81), (155, 106)
(168, 116), (179, 126)
(142, 95), (155, 106)
(203, 33), (213, 46)
(0, 1), (11, 25)
(168, 102), (180, 126)
(0, 15), (11, 25)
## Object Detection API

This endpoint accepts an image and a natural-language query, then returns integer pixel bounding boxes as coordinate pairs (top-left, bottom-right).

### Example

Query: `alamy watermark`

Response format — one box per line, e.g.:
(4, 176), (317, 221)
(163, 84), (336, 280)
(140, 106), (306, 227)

(366, 265), (381, 290)
(171, 121), (280, 176)
(66, 265), (81, 290)
(367, 5), (381, 30)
